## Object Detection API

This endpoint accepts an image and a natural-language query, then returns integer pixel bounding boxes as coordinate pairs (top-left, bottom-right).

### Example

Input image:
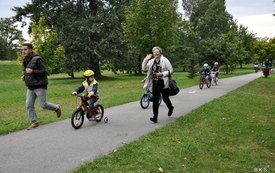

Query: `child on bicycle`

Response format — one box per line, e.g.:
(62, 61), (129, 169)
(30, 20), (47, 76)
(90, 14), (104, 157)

(71, 70), (99, 120)
(198, 63), (211, 79)
(211, 62), (219, 79)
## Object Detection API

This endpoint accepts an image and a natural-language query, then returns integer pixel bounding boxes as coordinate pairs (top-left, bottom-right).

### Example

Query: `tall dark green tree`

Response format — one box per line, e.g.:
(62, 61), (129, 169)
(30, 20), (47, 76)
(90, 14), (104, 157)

(123, 0), (180, 58)
(166, 19), (199, 78)
(13, 0), (133, 77)
(236, 24), (256, 68)
(189, 0), (236, 66)
(181, 0), (200, 18)
(0, 37), (10, 60)
(96, 0), (139, 74)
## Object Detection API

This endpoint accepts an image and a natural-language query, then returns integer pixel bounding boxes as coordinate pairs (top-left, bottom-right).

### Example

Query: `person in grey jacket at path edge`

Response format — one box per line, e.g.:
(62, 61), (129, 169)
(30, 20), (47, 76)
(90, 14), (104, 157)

(142, 46), (174, 123)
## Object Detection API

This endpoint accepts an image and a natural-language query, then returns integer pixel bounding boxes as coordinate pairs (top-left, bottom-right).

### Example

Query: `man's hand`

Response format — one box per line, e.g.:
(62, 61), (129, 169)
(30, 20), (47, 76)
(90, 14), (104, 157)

(21, 76), (25, 81)
(25, 68), (33, 73)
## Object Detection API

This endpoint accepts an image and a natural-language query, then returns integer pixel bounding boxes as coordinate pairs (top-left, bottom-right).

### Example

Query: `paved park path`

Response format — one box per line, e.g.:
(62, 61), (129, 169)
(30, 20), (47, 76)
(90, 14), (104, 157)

(0, 72), (262, 173)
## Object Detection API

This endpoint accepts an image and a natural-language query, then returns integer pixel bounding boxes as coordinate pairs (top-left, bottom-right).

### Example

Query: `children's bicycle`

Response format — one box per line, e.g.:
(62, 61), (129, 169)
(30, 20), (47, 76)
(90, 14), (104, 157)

(140, 89), (162, 109)
(199, 73), (211, 89)
(210, 71), (218, 86)
(71, 94), (108, 129)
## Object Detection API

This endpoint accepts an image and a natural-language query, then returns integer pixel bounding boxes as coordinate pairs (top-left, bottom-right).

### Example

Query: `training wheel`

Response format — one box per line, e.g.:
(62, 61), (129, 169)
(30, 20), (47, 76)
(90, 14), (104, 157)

(104, 117), (108, 123)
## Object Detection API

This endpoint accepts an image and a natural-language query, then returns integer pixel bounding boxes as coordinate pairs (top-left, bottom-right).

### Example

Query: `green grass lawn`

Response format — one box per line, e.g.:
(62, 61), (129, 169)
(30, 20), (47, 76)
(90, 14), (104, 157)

(1, 61), (274, 172)
(0, 61), (255, 134)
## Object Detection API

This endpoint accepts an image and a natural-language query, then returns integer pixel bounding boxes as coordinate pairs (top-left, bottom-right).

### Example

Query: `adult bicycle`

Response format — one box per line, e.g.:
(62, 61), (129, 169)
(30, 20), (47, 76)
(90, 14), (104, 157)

(199, 73), (211, 89)
(140, 89), (162, 109)
(71, 94), (108, 129)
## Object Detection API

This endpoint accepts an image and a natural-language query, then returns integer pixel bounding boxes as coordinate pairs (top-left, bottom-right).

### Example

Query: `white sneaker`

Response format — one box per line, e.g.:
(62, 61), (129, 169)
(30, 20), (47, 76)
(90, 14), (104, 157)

(89, 115), (95, 121)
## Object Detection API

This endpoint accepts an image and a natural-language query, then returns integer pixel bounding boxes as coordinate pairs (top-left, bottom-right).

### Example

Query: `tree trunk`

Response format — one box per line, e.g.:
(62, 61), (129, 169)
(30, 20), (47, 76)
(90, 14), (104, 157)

(90, 55), (102, 78)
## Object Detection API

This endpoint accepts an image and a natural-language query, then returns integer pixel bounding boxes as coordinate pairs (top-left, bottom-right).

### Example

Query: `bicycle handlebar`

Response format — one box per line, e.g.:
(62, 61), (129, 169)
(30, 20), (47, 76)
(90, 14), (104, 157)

(71, 94), (91, 99)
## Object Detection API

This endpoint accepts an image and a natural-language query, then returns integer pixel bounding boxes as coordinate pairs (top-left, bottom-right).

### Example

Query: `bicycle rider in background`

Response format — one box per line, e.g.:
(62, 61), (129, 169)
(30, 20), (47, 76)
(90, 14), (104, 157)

(71, 70), (99, 121)
(198, 63), (211, 80)
(211, 62), (220, 80)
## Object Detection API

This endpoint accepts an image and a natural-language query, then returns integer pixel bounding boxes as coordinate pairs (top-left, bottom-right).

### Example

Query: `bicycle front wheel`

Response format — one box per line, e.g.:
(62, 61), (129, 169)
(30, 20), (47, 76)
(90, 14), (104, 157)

(71, 109), (84, 129)
(95, 104), (104, 122)
(207, 79), (211, 88)
(199, 79), (204, 89)
(213, 77), (217, 85)
(140, 94), (150, 109)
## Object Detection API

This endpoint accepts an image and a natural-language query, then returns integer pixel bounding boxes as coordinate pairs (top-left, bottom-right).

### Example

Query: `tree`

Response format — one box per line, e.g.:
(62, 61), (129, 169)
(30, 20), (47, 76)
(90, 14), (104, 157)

(191, 0), (233, 40)
(181, 0), (200, 18)
(189, 0), (239, 67)
(13, 0), (138, 77)
(166, 19), (199, 78)
(100, 0), (141, 74)
(0, 17), (24, 60)
(123, 0), (180, 58)
(235, 24), (256, 68)
(30, 15), (65, 75)
(253, 37), (275, 64)
(0, 37), (10, 60)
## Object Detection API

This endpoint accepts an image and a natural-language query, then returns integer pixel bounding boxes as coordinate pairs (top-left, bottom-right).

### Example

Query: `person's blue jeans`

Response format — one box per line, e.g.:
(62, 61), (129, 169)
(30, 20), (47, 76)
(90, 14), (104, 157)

(88, 96), (99, 115)
(26, 88), (58, 123)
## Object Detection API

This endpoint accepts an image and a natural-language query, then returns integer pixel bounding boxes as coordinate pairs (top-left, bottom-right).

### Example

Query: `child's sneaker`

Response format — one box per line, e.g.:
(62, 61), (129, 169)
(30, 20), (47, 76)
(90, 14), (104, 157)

(88, 115), (96, 121)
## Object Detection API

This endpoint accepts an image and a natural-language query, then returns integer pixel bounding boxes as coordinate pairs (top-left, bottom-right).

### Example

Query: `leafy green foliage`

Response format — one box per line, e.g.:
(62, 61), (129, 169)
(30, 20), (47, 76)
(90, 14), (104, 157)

(165, 20), (199, 78)
(0, 18), (24, 60)
(10, 0), (270, 79)
(13, 0), (138, 77)
(181, 0), (200, 18)
(0, 37), (10, 60)
(253, 37), (275, 63)
(187, 0), (256, 74)
(123, 0), (180, 56)
(30, 15), (65, 75)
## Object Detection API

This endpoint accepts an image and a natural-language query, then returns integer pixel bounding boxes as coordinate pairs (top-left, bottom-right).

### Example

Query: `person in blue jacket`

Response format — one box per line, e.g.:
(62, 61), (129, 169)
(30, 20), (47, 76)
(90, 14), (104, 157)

(71, 70), (99, 120)
(198, 63), (211, 79)
(199, 63), (211, 74)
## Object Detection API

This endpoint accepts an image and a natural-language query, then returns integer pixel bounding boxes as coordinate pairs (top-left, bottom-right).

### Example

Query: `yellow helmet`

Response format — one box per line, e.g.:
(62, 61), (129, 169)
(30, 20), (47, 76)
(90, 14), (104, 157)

(83, 70), (95, 77)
